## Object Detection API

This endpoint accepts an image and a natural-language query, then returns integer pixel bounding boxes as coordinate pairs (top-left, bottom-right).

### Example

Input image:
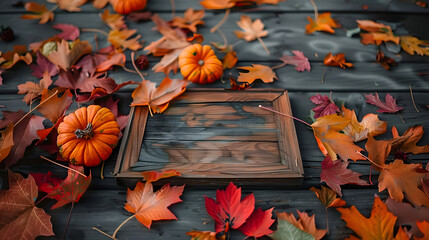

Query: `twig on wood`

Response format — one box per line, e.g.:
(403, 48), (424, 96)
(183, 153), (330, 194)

(409, 84), (419, 113)
(211, 9), (230, 33)
(259, 105), (312, 127)
(41, 156), (87, 178)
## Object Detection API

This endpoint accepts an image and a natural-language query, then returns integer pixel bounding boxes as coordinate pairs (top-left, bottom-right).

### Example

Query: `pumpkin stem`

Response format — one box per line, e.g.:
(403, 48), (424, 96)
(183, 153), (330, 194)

(75, 123), (93, 139)
(198, 60), (205, 66)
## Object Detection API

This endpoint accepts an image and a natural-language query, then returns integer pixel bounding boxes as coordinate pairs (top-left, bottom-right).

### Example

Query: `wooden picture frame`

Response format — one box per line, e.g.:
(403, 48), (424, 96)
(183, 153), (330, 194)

(114, 89), (303, 186)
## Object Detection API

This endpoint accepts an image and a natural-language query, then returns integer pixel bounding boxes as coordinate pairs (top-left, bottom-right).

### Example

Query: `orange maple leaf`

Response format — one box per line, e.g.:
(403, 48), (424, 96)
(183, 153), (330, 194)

(0, 45), (33, 70)
(341, 106), (386, 142)
(234, 15), (269, 54)
(142, 170), (181, 183)
(100, 9), (126, 30)
(108, 29), (142, 51)
(306, 13), (340, 34)
(171, 8), (205, 33)
(310, 185), (346, 209)
(21, 2), (54, 24)
(337, 195), (407, 240)
(187, 230), (225, 240)
(46, 39), (92, 71)
(400, 36), (429, 56)
(130, 77), (188, 114)
(416, 221), (429, 240)
(124, 182), (184, 229)
(18, 72), (53, 104)
(47, 0), (87, 12)
(37, 89), (73, 124)
(357, 20), (400, 45)
(324, 53), (353, 68)
(237, 64), (277, 84)
(379, 159), (429, 207)
(275, 211), (327, 240)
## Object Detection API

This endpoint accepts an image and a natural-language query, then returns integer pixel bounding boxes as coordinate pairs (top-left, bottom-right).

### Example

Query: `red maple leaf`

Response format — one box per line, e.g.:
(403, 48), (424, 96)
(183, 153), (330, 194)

(310, 93), (340, 118)
(238, 208), (274, 238)
(205, 182), (255, 232)
(30, 52), (58, 78)
(320, 156), (370, 196)
(53, 23), (80, 40)
(30, 171), (63, 194)
(278, 50), (311, 72)
(365, 93), (403, 113)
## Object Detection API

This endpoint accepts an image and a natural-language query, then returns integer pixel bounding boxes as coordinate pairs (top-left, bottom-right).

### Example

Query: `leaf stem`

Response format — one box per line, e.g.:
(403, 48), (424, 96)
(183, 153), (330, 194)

(271, 63), (287, 70)
(100, 161), (105, 180)
(321, 67), (326, 83)
(148, 105), (154, 117)
(92, 227), (116, 240)
(216, 29), (228, 49)
(257, 36), (270, 55)
(14, 90), (58, 128)
(355, 151), (385, 170)
(310, 0), (318, 21)
(112, 215), (135, 239)
(62, 201), (74, 240)
(169, 0), (175, 18)
(81, 28), (109, 37)
(40, 156), (88, 178)
(131, 52), (146, 81)
(210, 9), (230, 33)
(409, 84), (419, 113)
(259, 105), (312, 127)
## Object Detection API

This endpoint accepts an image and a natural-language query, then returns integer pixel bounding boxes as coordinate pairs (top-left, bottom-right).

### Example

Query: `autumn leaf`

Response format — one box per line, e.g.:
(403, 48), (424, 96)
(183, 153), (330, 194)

(130, 77), (188, 114)
(30, 171), (63, 194)
(400, 36), (429, 56)
(0, 124), (14, 163)
(234, 15), (269, 54)
(124, 182), (184, 229)
(310, 185), (346, 209)
(320, 156), (370, 197)
(306, 12), (340, 34)
(386, 197), (429, 238)
(75, 81), (136, 102)
(142, 170), (181, 183)
(227, 77), (250, 90)
(416, 221), (429, 240)
(270, 218), (313, 240)
(46, 39), (93, 71)
(186, 230), (224, 240)
(279, 50), (311, 72)
(376, 50), (397, 70)
(337, 195), (404, 240)
(21, 2), (54, 24)
(341, 106), (387, 142)
(171, 8), (205, 33)
(357, 20), (400, 45)
(324, 52), (353, 68)
(237, 64), (277, 84)
(205, 182), (255, 232)
(93, 0), (109, 8)
(36, 116), (65, 160)
(272, 211), (326, 240)
(310, 93), (339, 119)
(200, 0), (235, 9)
(37, 89), (73, 124)
(0, 45), (33, 70)
(365, 93), (403, 113)
(222, 51), (237, 69)
(238, 208), (274, 238)
(30, 52), (59, 78)
(18, 72), (53, 104)
(47, 0), (87, 12)
(53, 23), (80, 40)
(100, 9), (126, 30)
(108, 28), (142, 51)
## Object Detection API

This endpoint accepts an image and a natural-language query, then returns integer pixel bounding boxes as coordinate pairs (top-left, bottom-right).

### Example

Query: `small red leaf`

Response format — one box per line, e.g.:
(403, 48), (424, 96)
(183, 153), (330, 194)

(279, 50), (311, 72)
(365, 93), (403, 113)
(310, 93), (340, 118)
(238, 208), (274, 238)
(53, 23), (80, 40)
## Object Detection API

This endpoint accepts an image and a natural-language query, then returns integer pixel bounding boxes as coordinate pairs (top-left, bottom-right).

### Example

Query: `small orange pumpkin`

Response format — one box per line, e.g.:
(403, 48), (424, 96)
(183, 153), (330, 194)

(57, 105), (120, 167)
(178, 44), (223, 84)
(109, 0), (147, 15)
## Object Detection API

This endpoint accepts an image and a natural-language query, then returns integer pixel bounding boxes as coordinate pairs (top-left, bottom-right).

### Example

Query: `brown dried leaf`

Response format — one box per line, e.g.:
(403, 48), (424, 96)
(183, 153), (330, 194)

(18, 72), (53, 104)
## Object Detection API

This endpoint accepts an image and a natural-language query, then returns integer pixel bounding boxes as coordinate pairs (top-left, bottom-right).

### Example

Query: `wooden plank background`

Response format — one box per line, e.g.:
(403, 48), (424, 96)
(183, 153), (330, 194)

(1, 0), (429, 239)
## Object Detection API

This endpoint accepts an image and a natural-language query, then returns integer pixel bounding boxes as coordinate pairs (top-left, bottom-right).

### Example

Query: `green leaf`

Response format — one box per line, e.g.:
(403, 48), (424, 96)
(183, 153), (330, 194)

(270, 220), (315, 240)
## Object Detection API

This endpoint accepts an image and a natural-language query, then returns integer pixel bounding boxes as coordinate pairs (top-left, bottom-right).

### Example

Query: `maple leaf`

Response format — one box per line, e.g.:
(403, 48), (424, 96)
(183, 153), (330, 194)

(18, 71), (53, 104)
(205, 182), (255, 232)
(75, 81), (135, 102)
(279, 50), (311, 72)
(270, 219), (313, 240)
(0, 110), (26, 129)
(238, 208), (274, 238)
(130, 77), (188, 114)
(310, 185), (346, 209)
(108, 28), (142, 51)
(311, 114), (365, 161)
(237, 64), (277, 84)
(324, 52), (353, 68)
(200, 0), (235, 9)
(186, 230), (225, 240)
(37, 89), (73, 124)
(376, 50), (397, 70)
(386, 197), (429, 238)
(30, 52), (59, 78)
(21, 2), (54, 24)
(234, 15), (269, 54)
(0, 45), (33, 70)
(46, 39), (93, 71)
(400, 36), (429, 56)
(53, 23), (80, 40)
(310, 93), (339, 119)
(416, 221), (429, 240)
(341, 106), (387, 142)
(142, 170), (181, 183)
(222, 51), (238, 69)
(124, 182), (184, 229)
(171, 8), (205, 33)
(320, 156), (370, 197)
(31, 171), (63, 194)
(379, 159), (429, 207)
(100, 9), (126, 30)
(365, 93), (403, 113)
(127, 11), (152, 22)
(0, 171), (54, 238)
(0, 124), (14, 163)
(47, 0), (87, 12)
(337, 195), (405, 240)
(272, 210), (326, 240)
(227, 77), (250, 90)
(95, 52), (126, 72)
(357, 20), (400, 45)
(306, 12), (340, 34)
(36, 116), (65, 160)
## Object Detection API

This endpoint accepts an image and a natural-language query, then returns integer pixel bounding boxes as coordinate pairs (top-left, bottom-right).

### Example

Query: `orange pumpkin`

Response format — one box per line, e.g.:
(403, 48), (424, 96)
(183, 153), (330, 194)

(178, 44), (223, 84)
(109, 0), (147, 15)
(57, 105), (120, 167)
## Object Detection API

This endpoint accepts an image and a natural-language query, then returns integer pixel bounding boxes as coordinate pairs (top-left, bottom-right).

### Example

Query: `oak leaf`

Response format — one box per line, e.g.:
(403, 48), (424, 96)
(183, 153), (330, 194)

(337, 195), (402, 240)
(124, 182), (184, 229)
(205, 182), (255, 232)
(0, 45), (33, 70)
(365, 93), (403, 113)
(238, 208), (274, 238)
(18, 71), (53, 104)
(0, 124), (14, 163)
(320, 156), (370, 197)
(100, 9), (126, 30)
(415, 221), (429, 240)
(46, 39), (92, 71)
(142, 170), (181, 183)
(273, 210), (326, 240)
(310, 185), (346, 209)
(306, 13), (340, 34)
(324, 52), (353, 68)
(279, 50), (311, 72)
(237, 64), (277, 84)
(400, 36), (429, 56)
(171, 8), (205, 33)
(0, 171), (54, 239)
(130, 77), (188, 114)
(53, 23), (80, 40)
(37, 89), (73, 124)
(357, 20), (399, 45)
(30, 52), (58, 78)
(310, 93), (339, 119)
(47, 0), (87, 12)
(379, 159), (429, 207)
(21, 2), (54, 24)
(341, 106), (387, 142)
(108, 28), (142, 51)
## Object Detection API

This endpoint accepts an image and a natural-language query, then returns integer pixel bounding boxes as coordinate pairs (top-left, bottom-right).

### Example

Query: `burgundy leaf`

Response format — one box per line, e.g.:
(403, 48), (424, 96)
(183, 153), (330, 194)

(365, 93), (403, 113)
(75, 81), (136, 102)
(320, 156), (370, 196)
(55, 67), (117, 93)
(376, 50), (397, 71)
(53, 23), (80, 40)
(128, 11), (152, 22)
(30, 52), (58, 78)
(310, 93), (340, 118)
(238, 208), (274, 238)
(279, 50), (311, 72)
(0, 110), (26, 129)
(30, 172), (63, 194)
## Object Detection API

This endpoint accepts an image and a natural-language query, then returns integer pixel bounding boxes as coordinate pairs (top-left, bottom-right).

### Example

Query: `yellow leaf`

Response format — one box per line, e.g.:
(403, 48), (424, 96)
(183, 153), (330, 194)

(400, 36), (429, 56)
